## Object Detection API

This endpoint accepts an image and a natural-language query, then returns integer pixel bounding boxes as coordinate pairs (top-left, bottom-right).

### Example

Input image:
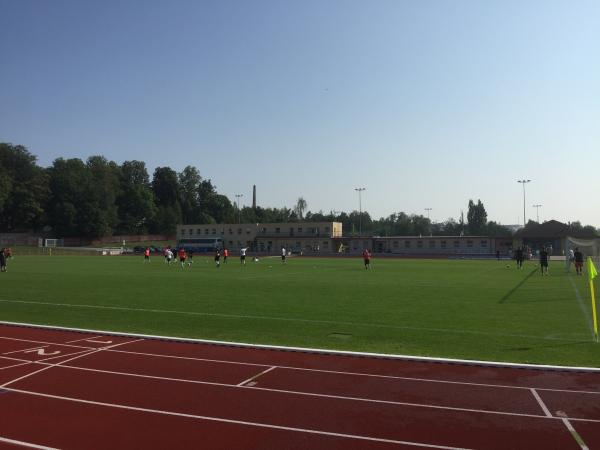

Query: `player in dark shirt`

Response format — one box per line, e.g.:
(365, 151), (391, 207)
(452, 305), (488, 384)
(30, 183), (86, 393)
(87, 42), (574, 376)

(515, 247), (524, 269)
(539, 247), (549, 276)
(574, 248), (584, 276)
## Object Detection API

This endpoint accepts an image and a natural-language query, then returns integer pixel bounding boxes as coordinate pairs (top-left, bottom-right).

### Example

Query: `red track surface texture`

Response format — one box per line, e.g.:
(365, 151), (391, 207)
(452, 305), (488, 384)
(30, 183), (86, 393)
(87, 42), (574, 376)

(0, 324), (599, 449)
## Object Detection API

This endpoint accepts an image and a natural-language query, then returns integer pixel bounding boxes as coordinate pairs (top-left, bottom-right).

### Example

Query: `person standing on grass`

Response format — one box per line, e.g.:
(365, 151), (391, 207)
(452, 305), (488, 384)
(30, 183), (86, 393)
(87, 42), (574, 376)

(362, 249), (371, 270)
(166, 248), (174, 265)
(163, 247), (169, 264)
(567, 248), (575, 272)
(188, 249), (193, 266)
(223, 248), (229, 264)
(574, 247), (584, 276)
(178, 248), (187, 268)
(214, 248), (221, 268)
(281, 247), (287, 264)
(496, 250), (500, 261)
(515, 247), (524, 269)
(0, 248), (6, 273)
(539, 247), (549, 276)
(240, 247), (248, 265)
(144, 247), (150, 263)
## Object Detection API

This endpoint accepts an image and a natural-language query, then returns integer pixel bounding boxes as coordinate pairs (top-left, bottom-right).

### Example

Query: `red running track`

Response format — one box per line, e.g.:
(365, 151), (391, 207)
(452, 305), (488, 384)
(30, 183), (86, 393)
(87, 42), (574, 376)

(0, 324), (598, 450)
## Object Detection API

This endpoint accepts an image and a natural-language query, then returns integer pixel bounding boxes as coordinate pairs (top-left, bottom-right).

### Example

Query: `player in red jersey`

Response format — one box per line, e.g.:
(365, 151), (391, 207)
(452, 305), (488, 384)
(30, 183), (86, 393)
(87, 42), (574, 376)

(178, 248), (187, 268)
(362, 249), (371, 270)
(143, 247), (150, 263)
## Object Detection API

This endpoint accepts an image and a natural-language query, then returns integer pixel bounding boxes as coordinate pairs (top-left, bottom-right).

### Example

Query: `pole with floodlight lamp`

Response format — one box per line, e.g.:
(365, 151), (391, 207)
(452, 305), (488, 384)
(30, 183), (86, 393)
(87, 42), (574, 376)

(354, 187), (366, 236)
(517, 180), (531, 227)
(425, 208), (432, 236)
(533, 204), (542, 223)
(235, 194), (243, 224)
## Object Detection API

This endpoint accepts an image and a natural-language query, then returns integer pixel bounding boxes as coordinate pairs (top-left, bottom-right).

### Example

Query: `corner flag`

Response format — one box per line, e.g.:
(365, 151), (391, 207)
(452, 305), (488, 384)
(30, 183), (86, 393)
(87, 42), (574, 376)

(588, 257), (598, 342)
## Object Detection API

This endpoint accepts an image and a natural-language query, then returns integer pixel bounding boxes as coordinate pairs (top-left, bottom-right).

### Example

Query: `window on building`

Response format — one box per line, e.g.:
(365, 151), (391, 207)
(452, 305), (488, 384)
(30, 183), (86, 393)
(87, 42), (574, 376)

(275, 228), (280, 234)
(246, 228), (251, 234)
(404, 241), (411, 248)
(181, 229), (186, 235)
(393, 241), (399, 248)
(441, 241), (447, 248)
(429, 240), (436, 248)
(480, 240), (487, 247)
(297, 227), (302, 233)
(467, 240), (473, 248)
(188, 228), (193, 235)
(204, 229), (209, 235)
(417, 240), (423, 248)
(323, 241), (329, 248)
(228, 228), (233, 234)
(229, 241), (233, 245)
(454, 241), (460, 248)
(237, 229), (242, 235)
(211, 229), (216, 235)
(324, 227), (330, 233)
(197, 229), (201, 234)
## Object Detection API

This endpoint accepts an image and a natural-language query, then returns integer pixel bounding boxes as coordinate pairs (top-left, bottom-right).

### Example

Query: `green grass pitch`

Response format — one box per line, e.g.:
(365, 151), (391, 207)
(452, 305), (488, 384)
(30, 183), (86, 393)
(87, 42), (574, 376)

(1, 255), (598, 367)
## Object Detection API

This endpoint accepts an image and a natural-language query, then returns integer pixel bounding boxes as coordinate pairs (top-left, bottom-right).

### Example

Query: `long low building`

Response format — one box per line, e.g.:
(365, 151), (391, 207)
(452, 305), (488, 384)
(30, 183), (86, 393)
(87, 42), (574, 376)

(176, 222), (342, 253)
(176, 222), (512, 257)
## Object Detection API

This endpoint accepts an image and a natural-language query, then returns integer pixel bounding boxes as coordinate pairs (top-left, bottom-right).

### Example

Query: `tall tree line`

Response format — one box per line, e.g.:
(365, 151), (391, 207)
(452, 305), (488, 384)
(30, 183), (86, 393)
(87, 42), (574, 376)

(2, 143), (596, 238)
(0, 143), (234, 237)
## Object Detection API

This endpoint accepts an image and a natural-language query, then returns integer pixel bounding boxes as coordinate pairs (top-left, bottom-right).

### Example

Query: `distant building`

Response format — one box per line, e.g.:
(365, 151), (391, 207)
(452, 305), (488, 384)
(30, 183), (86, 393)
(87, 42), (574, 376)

(177, 222), (342, 253)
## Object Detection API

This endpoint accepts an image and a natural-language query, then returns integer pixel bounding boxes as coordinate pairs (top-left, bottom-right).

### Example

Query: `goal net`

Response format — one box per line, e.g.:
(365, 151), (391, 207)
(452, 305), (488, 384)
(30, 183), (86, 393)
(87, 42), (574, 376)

(565, 236), (600, 269)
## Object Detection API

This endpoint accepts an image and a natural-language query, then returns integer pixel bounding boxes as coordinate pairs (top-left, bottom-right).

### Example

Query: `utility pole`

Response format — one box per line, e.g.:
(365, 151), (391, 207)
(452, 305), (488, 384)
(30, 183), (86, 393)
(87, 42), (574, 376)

(235, 194), (243, 224)
(532, 204), (542, 223)
(517, 180), (531, 227)
(354, 187), (366, 236)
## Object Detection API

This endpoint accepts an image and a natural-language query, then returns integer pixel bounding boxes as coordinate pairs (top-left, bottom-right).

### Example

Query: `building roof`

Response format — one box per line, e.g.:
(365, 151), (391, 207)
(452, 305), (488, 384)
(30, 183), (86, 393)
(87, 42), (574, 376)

(513, 220), (597, 239)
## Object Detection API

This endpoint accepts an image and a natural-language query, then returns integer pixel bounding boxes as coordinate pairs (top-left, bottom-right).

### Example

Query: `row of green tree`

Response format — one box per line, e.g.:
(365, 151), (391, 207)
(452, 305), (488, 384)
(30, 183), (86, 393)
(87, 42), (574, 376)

(2, 143), (596, 238)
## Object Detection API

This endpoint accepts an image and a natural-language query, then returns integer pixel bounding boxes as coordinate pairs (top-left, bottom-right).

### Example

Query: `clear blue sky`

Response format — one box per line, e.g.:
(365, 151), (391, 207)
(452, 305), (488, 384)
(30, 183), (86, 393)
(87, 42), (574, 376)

(1, 0), (599, 226)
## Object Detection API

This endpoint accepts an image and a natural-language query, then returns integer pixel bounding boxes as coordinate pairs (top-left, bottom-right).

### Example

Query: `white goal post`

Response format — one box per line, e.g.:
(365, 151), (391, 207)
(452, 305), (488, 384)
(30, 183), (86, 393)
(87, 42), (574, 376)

(565, 236), (600, 269)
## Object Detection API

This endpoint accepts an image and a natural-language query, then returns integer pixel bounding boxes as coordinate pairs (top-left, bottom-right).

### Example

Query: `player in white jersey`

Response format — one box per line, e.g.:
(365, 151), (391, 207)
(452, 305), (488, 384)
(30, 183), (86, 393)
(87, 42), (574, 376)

(240, 247), (248, 265)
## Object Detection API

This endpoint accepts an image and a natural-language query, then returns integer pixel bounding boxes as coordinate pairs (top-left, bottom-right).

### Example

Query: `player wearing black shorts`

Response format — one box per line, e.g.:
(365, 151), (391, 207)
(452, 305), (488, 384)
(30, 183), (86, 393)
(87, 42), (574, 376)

(539, 247), (549, 275)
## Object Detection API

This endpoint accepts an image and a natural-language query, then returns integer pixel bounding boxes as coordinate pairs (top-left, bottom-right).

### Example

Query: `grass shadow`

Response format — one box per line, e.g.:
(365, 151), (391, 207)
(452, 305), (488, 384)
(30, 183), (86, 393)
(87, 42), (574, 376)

(498, 268), (538, 304)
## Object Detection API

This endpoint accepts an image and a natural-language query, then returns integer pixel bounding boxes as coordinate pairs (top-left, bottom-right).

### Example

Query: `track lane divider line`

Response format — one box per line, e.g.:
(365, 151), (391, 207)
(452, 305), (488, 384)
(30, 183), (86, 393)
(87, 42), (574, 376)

(107, 348), (600, 396)
(560, 417), (589, 450)
(237, 366), (277, 386)
(0, 435), (59, 450)
(64, 335), (102, 344)
(22, 360), (600, 423)
(2, 345), (48, 355)
(0, 336), (96, 350)
(2, 386), (474, 450)
(0, 339), (144, 389)
(530, 388), (552, 417)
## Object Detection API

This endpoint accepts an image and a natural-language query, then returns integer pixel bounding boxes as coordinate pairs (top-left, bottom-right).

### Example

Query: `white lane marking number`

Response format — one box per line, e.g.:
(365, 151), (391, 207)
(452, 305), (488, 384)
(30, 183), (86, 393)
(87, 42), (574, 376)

(22, 348), (61, 356)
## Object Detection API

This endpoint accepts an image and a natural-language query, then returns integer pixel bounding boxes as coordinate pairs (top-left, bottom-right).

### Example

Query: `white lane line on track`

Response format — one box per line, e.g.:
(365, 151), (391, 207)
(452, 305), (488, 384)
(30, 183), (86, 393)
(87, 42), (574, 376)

(530, 388), (552, 417)
(0, 336), (95, 350)
(0, 298), (588, 343)
(237, 366), (277, 386)
(64, 335), (102, 344)
(0, 435), (59, 450)
(3, 320), (600, 374)
(2, 334), (600, 396)
(561, 418), (589, 450)
(0, 339), (143, 388)
(0, 348), (99, 370)
(108, 348), (600, 396)
(21, 360), (600, 423)
(2, 386), (474, 450)
(2, 345), (48, 355)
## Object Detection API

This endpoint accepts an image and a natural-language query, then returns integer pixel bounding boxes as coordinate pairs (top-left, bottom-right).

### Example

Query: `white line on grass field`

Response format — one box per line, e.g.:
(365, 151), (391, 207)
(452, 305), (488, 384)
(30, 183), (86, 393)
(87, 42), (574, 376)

(0, 435), (59, 450)
(568, 276), (595, 338)
(0, 298), (589, 343)
(3, 320), (600, 374)
(0, 386), (480, 450)
(22, 360), (600, 423)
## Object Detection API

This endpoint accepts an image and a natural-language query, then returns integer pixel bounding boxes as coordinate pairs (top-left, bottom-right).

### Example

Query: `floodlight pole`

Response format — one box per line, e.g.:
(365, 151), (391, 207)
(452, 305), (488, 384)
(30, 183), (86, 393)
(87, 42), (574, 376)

(532, 204), (542, 223)
(354, 187), (365, 236)
(235, 194), (243, 224)
(517, 180), (531, 227)
(425, 208), (432, 236)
